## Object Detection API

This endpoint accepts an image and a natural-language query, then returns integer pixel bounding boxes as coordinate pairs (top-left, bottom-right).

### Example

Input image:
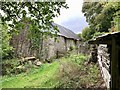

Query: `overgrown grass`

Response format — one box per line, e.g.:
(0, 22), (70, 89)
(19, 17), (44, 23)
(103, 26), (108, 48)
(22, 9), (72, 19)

(1, 54), (105, 89)
(1, 61), (59, 88)
(56, 54), (104, 88)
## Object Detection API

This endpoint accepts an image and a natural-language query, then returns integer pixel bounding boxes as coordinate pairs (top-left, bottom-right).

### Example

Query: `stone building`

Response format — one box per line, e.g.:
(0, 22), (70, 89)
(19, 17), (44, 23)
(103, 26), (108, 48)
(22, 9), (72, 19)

(89, 32), (120, 89)
(10, 23), (80, 60)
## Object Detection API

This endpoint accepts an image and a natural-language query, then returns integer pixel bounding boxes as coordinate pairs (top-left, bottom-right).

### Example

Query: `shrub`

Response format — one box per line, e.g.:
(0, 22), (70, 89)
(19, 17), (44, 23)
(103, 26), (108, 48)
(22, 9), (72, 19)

(1, 59), (19, 75)
(1, 58), (32, 76)
(69, 46), (75, 51)
(92, 32), (105, 39)
(81, 27), (94, 41)
(70, 54), (87, 65)
(0, 21), (13, 59)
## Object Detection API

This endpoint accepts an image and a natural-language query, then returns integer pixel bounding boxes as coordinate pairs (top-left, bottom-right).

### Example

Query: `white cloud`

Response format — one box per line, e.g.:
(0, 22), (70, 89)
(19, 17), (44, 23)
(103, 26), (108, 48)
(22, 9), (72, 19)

(53, 0), (84, 24)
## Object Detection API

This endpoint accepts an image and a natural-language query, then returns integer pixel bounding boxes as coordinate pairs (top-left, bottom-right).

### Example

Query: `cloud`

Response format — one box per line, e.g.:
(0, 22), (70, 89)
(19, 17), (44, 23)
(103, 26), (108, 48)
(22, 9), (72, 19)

(61, 16), (88, 34)
(53, 0), (89, 34)
(54, 0), (84, 24)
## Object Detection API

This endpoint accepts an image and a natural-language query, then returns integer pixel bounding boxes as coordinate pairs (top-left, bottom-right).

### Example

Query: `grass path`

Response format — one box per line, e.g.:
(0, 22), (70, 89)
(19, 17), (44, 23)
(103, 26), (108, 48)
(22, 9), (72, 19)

(1, 54), (106, 89)
(1, 62), (60, 88)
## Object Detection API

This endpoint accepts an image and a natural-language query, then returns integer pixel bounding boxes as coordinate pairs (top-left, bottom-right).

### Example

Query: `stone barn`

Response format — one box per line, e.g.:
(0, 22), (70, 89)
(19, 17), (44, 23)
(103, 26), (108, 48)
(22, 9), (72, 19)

(10, 23), (80, 61)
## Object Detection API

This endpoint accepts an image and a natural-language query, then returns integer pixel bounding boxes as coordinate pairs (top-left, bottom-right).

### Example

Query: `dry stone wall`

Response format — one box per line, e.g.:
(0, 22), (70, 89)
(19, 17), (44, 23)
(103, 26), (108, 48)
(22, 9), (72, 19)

(78, 42), (90, 55)
(97, 44), (111, 88)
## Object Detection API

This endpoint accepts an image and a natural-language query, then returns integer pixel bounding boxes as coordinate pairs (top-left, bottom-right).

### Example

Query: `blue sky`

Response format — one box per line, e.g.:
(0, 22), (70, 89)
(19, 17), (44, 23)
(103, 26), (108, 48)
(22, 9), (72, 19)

(53, 0), (88, 34)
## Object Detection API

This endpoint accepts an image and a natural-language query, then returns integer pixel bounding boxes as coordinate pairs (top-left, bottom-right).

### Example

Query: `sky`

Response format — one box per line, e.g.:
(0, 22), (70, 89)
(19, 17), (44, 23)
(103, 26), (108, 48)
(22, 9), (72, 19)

(53, 0), (89, 34)
(0, 0), (88, 34)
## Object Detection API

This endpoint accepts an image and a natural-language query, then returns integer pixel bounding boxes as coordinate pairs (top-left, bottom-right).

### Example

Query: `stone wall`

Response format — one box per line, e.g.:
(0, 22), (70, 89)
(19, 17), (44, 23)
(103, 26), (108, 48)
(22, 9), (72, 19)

(10, 24), (32, 57)
(11, 31), (79, 61)
(55, 36), (67, 55)
(78, 42), (90, 55)
(46, 36), (79, 59)
(97, 44), (111, 88)
(66, 38), (78, 54)
(43, 36), (67, 60)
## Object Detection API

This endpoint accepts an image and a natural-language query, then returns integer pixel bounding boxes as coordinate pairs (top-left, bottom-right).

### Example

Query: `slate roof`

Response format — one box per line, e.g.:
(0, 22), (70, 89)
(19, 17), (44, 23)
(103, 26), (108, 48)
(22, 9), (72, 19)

(52, 23), (80, 40)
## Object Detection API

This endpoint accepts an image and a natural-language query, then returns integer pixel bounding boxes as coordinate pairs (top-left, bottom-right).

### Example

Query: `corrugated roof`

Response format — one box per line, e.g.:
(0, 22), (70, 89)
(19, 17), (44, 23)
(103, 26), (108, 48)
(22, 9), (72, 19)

(88, 32), (120, 44)
(52, 23), (80, 40)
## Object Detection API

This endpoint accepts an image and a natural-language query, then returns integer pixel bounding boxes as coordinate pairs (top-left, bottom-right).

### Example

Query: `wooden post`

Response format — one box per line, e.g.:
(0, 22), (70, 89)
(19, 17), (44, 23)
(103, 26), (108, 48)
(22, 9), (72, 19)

(111, 36), (117, 90)
(116, 44), (119, 89)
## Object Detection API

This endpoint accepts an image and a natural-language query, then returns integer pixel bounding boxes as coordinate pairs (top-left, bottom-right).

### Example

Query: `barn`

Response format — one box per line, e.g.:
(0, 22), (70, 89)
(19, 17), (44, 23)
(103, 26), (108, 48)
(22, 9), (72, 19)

(10, 22), (80, 61)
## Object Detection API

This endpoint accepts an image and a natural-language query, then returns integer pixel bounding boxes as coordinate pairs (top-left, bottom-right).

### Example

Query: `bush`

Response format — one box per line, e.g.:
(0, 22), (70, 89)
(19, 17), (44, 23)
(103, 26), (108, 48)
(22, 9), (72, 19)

(0, 21), (13, 59)
(81, 27), (94, 41)
(70, 54), (87, 65)
(1, 59), (19, 75)
(69, 46), (75, 51)
(92, 32), (105, 39)
(113, 12), (120, 31)
(1, 58), (33, 76)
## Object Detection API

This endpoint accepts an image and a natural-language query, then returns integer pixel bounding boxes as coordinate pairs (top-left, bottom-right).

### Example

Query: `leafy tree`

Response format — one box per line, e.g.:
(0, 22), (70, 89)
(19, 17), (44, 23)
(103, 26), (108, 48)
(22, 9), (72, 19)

(0, 2), (68, 34)
(113, 15), (120, 31)
(0, 2), (68, 59)
(81, 27), (94, 41)
(0, 20), (13, 59)
(77, 33), (82, 39)
(92, 32), (105, 39)
(112, 2), (120, 31)
(82, 1), (120, 33)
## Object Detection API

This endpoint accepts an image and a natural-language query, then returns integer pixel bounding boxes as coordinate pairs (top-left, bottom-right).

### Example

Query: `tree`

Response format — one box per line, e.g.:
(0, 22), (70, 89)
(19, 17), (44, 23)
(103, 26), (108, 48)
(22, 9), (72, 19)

(0, 2), (68, 34)
(82, 1), (120, 33)
(81, 27), (94, 41)
(0, 20), (13, 59)
(112, 2), (120, 31)
(77, 33), (82, 39)
(0, 2), (68, 59)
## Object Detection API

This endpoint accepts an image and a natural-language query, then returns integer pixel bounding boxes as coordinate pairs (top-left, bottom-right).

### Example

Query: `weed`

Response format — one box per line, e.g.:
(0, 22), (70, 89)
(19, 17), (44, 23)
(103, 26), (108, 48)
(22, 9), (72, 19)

(1, 54), (106, 89)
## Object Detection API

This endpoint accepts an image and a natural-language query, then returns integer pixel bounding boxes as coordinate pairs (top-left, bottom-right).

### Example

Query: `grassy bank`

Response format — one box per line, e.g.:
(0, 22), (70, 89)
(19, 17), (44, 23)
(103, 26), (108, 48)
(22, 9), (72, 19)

(1, 54), (105, 88)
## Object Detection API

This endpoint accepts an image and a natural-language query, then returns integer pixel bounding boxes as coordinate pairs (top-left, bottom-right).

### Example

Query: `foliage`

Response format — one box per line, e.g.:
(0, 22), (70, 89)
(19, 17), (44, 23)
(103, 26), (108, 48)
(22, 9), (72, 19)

(1, 2), (68, 34)
(69, 45), (75, 51)
(82, 2), (119, 32)
(1, 54), (105, 88)
(70, 54), (87, 64)
(77, 33), (82, 39)
(0, 21), (13, 59)
(81, 27), (94, 41)
(55, 54), (105, 88)
(77, 33), (85, 41)
(1, 58), (20, 76)
(0, 2), (68, 59)
(1, 61), (59, 88)
(92, 32), (105, 39)
(113, 11), (120, 31)
(82, 1), (120, 40)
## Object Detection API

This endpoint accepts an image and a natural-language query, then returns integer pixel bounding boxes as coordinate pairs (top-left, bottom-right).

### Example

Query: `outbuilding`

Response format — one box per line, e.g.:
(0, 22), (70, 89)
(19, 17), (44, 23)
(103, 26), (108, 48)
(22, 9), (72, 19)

(89, 32), (120, 89)
(10, 23), (80, 60)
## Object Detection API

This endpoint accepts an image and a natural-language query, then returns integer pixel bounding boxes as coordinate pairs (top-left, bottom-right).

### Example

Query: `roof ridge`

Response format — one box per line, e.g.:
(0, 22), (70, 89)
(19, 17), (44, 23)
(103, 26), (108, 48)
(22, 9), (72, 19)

(52, 23), (80, 40)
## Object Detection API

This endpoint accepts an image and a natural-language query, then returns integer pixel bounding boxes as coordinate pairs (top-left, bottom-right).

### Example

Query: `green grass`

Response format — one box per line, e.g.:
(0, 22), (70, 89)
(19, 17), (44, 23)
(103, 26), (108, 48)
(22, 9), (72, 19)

(1, 61), (59, 88)
(55, 54), (104, 88)
(1, 54), (105, 88)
